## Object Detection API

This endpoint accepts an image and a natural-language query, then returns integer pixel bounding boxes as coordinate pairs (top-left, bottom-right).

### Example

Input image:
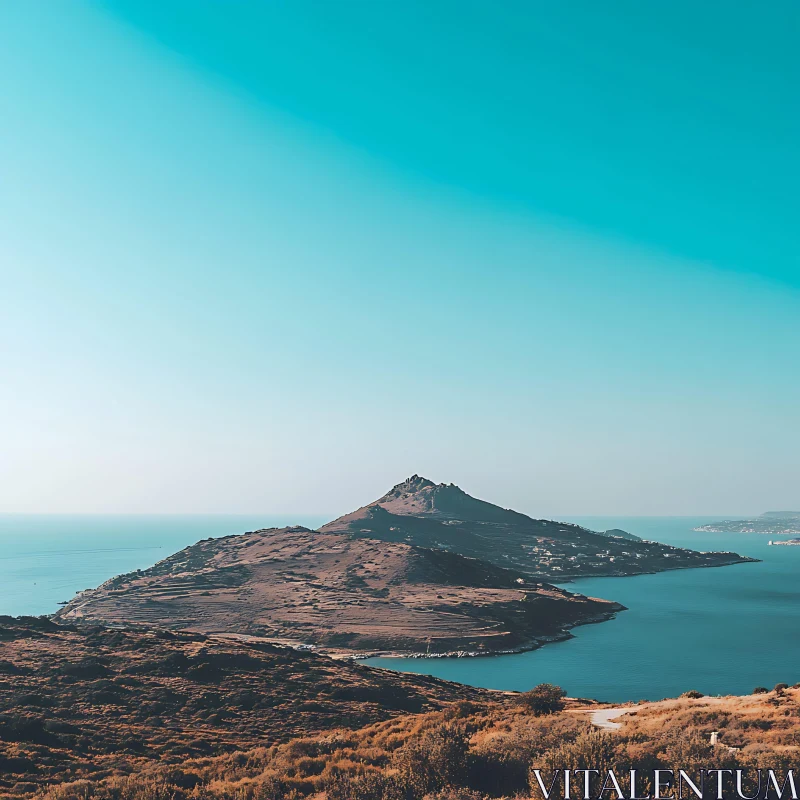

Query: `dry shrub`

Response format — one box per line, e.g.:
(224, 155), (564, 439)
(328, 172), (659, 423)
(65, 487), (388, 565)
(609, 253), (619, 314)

(250, 774), (305, 800)
(530, 729), (619, 799)
(468, 742), (529, 797)
(466, 713), (577, 797)
(324, 769), (403, 800)
(393, 723), (469, 798)
(443, 701), (483, 721)
(36, 781), (95, 800)
(516, 684), (566, 716)
(29, 689), (800, 800)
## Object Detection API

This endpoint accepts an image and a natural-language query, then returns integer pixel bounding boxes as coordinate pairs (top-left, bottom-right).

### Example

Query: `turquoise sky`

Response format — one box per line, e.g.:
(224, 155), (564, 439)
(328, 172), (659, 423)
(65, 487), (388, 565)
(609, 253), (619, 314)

(1, 1), (798, 516)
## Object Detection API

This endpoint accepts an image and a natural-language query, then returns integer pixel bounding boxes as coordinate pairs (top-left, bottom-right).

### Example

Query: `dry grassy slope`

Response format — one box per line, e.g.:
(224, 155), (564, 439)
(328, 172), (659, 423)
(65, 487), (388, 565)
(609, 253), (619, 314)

(56, 526), (620, 655)
(0, 616), (491, 794)
(618, 687), (800, 751)
(27, 686), (800, 800)
(137, 686), (800, 799)
(321, 475), (756, 579)
(6, 615), (798, 800)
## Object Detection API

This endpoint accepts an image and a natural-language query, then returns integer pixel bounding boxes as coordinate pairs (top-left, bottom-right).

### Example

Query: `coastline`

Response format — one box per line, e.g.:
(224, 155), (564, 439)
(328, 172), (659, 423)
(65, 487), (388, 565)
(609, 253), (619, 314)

(340, 606), (626, 661)
(54, 603), (627, 663)
(547, 553), (759, 583)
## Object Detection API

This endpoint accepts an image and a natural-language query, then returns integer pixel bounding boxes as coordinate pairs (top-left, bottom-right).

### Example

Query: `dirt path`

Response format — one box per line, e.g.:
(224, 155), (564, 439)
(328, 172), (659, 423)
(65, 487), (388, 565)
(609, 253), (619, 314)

(589, 707), (629, 729)
(569, 707), (630, 730)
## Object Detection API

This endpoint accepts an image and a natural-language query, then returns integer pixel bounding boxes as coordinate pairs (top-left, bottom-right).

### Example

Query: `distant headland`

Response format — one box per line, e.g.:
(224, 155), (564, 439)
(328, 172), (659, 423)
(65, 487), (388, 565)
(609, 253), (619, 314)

(695, 511), (800, 534)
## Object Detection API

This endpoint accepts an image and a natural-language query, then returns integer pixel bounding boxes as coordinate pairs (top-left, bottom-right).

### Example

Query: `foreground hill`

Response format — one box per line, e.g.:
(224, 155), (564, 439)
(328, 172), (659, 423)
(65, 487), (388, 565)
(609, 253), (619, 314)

(56, 527), (621, 655)
(9, 615), (796, 800)
(322, 475), (756, 578)
(0, 616), (489, 795)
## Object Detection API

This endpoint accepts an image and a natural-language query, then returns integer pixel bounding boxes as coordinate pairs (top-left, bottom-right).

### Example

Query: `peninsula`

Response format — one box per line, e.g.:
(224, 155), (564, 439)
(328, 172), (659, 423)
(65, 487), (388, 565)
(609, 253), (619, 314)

(56, 476), (755, 657)
(694, 511), (800, 534)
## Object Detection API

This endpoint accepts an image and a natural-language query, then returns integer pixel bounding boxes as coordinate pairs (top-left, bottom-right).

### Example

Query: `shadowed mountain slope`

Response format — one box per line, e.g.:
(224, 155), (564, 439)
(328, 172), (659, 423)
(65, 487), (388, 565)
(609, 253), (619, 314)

(321, 475), (755, 579)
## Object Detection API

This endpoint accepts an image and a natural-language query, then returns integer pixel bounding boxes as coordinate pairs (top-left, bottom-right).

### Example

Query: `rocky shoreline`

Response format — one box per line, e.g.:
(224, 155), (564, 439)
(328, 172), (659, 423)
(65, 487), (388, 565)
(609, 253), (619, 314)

(347, 607), (625, 661)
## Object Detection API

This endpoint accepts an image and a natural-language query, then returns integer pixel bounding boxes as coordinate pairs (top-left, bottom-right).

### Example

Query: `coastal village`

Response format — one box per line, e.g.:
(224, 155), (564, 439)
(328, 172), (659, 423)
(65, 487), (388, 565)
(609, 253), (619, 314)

(524, 539), (648, 573)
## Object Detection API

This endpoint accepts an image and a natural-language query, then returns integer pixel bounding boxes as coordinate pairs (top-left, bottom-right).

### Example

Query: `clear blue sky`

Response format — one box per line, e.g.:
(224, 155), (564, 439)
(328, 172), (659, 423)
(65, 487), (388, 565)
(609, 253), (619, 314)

(1, 1), (798, 516)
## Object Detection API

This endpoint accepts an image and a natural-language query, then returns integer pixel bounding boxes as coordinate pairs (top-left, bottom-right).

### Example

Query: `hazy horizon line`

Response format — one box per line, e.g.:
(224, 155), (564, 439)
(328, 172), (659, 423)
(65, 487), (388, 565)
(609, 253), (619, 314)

(0, 510), (767, 519)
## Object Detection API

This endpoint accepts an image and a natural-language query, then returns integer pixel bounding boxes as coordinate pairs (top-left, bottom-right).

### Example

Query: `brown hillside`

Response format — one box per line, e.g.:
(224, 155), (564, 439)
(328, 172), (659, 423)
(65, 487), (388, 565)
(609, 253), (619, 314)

(56, 527), (620, 655)
(22, 680), (800, 800)
(0, 616), (489, 795)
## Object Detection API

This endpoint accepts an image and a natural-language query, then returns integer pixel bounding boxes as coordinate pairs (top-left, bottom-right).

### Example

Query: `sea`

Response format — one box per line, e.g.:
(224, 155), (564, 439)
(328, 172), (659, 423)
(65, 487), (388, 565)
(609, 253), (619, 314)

(0, 514), (328, 618)
(1, 515), (796, 702)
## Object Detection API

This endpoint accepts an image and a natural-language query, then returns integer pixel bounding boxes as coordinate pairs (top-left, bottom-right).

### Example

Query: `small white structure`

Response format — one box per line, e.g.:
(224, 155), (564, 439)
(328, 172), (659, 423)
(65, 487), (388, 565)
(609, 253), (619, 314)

(710, 731), (720, 745)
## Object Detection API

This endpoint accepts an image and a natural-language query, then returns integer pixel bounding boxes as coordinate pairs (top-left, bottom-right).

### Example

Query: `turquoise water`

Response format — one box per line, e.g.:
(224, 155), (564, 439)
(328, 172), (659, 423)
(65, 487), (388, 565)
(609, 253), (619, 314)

(0, 514), (328, 617)
(367, 517), (800, 702)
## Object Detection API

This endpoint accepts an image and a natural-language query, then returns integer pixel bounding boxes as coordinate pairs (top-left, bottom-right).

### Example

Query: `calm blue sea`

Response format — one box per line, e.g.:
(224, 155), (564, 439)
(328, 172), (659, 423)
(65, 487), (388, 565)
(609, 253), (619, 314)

(2, 515), (795, 702)
(0, 514), (328, 617)
(367, 517), (800, 702)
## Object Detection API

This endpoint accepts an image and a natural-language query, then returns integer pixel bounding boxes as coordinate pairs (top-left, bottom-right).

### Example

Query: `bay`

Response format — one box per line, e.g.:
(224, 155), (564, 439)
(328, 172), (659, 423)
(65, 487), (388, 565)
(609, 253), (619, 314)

(366, 517), (799, 701)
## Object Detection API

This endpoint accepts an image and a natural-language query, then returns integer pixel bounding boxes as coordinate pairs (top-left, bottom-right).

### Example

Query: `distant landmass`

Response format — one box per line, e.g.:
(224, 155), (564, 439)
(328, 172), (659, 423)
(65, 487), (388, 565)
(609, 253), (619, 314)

(598, 527), (642, 541)
(58, 475), (755, 656)
(695, 511), (800, 534)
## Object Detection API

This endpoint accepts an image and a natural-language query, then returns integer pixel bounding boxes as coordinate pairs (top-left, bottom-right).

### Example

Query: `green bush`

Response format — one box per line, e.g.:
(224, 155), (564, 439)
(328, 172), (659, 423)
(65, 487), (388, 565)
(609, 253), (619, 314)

(681, 690), (704, 699)
(753, 687), (769, 695)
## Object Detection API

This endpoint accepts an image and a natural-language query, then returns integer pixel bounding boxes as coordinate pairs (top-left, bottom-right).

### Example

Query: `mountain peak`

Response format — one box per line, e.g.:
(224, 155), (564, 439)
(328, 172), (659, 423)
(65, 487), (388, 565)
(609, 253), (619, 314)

(334, 475), (518, 524)
(389, 474), (437, 495)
